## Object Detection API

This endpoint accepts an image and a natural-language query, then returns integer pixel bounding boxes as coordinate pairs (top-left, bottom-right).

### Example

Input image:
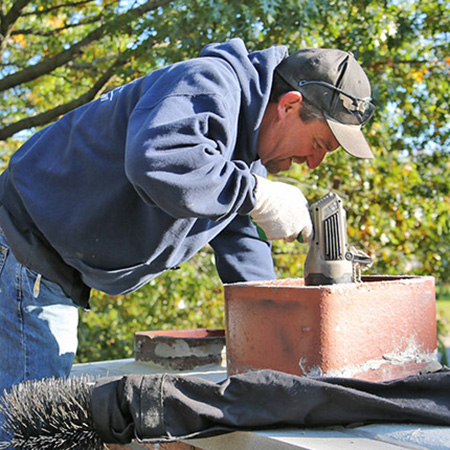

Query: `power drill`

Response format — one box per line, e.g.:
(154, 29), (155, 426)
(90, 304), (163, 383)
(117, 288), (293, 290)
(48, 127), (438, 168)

(303, 192), (372, 286)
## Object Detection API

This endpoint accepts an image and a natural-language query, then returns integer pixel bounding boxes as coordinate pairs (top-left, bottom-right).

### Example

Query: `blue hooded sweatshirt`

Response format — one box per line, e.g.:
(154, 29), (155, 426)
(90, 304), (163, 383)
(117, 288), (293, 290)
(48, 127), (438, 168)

(0, 38), (288, 307)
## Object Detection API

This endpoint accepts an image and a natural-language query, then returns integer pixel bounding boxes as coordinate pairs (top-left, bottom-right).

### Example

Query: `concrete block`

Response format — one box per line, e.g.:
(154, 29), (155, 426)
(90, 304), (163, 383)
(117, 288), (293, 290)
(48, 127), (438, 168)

(134, 329), (225, 370)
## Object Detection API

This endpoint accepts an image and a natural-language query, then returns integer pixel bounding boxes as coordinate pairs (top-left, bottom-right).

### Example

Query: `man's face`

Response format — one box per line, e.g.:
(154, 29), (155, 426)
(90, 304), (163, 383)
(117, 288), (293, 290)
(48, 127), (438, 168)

(257, 91), (340, 174)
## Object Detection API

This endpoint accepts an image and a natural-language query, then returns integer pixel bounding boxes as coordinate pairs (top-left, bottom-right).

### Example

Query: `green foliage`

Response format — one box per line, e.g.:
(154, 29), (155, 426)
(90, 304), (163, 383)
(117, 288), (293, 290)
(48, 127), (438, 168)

(0, 0), (449, 362)
(436, 295), (450, 365)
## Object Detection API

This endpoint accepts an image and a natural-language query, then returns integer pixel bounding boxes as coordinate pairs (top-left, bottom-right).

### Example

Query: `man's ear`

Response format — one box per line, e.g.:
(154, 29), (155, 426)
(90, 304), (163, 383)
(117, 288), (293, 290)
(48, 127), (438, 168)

(277, 91), (303, 119)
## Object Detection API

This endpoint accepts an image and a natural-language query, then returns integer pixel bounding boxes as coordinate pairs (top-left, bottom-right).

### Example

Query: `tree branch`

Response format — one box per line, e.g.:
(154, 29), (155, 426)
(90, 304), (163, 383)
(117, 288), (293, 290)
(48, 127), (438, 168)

(0, 37), (162, 141)
(0, 51), (131, 141)
(21, 0), (98, 16)
(0, 24), (108, 92)
(0, 0), (32, 57)
(0, 0), (172, 93)
(366, 59), (433, 71)
(12, 16), (104, 37)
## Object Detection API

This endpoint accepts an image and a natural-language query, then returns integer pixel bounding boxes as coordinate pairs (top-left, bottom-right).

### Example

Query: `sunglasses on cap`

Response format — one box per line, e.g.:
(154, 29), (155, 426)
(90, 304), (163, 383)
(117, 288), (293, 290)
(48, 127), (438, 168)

(297, 80), (375, 126)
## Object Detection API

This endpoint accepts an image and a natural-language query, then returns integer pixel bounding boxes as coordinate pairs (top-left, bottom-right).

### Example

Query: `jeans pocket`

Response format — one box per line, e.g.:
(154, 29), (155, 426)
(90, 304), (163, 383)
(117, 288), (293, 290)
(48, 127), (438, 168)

(22, 265), (75, 307)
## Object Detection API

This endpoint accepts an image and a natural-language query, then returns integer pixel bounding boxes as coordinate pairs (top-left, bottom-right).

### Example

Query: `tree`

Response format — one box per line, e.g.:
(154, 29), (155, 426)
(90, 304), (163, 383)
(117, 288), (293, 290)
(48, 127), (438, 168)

(0, 0), (176, 144)
(0, 0), (448, 362)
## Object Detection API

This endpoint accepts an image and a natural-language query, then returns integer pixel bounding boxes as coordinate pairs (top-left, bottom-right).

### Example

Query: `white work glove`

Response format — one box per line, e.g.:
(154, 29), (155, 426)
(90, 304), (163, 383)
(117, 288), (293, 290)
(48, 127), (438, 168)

(250, 175), (313, 242)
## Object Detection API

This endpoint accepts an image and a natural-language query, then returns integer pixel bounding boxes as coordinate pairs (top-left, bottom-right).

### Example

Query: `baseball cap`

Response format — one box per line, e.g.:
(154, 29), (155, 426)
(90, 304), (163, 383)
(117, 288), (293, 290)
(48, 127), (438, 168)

(275, 48), (375, 159)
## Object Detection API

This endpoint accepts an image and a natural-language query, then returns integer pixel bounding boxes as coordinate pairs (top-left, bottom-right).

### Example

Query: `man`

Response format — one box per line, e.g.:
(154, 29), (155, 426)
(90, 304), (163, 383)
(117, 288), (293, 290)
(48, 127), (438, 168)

(0, 38), (374, 400)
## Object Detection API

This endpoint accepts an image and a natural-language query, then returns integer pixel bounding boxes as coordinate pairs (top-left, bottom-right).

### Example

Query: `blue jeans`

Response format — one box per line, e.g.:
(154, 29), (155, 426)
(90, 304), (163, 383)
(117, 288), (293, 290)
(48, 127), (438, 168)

(0, 229), (79, 442)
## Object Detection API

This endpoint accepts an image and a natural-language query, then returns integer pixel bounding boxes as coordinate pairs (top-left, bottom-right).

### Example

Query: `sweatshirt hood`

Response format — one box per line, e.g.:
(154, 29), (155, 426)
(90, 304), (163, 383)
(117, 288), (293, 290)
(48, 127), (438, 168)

(199, 38), (288, 162)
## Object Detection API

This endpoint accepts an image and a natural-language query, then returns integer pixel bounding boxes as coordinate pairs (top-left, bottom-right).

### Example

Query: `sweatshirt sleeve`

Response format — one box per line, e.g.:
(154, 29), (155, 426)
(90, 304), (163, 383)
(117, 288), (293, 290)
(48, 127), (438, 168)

(210, 214), (276, 283)
(124, 89), (256, 222)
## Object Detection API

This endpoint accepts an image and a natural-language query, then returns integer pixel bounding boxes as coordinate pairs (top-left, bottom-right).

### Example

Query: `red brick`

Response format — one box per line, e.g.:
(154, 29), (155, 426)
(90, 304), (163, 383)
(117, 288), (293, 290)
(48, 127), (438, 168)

(225, 275), (437, 382)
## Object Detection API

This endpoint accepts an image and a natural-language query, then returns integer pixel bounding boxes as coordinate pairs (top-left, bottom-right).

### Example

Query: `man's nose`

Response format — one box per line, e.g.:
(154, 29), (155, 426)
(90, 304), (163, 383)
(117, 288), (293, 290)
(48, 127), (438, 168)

(308, 149), (327, 169)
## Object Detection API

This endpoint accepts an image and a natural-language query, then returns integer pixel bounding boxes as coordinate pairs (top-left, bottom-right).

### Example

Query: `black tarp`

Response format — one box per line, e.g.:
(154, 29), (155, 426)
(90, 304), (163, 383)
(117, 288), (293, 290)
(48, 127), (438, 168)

(91, 367), (450, 444)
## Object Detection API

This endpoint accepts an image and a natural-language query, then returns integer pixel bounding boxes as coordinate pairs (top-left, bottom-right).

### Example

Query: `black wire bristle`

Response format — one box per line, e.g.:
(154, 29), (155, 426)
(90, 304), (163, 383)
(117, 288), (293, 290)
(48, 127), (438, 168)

(0, 376), (106, 449)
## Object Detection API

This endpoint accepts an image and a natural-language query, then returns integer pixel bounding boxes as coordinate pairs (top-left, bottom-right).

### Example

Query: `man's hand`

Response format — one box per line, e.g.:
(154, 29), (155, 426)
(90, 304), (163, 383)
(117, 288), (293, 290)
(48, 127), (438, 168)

(250, 175), (313, 242)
